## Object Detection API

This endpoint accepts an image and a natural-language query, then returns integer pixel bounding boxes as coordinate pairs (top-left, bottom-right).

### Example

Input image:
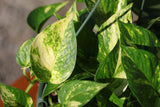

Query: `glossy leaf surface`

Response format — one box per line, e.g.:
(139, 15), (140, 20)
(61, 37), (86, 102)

(16, 37), (35, 68)
(96, 42), (120, 80)
(30, 15), (77, 84)
(97, 3), (132, 55)
(96, 3), (132, 81)
(43, 71), (93, 98)
(27, 1), (68, 33)
(58, 80), (107, 107)
(119, 21), (160, 47)
(0, 83), (33, 107)
(122, 46), (160, 106)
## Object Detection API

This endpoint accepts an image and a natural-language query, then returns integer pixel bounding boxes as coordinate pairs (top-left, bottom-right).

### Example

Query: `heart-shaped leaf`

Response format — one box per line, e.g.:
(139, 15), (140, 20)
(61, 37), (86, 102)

(16, 37), (35, 68)
(122, 46), (160, 106)
(30, 15), (77, 84)
(27, 1), (68, 33)
(58, 80), (107, 107)
(0, 83), (33, 107)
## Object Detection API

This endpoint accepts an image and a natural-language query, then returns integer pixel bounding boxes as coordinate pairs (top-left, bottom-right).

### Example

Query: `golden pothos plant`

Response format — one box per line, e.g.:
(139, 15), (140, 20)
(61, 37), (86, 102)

(0, 0), (160, 107)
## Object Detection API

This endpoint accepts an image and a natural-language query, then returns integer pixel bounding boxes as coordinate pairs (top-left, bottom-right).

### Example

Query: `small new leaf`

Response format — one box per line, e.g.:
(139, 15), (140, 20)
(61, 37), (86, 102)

(16, 37), (35, 68)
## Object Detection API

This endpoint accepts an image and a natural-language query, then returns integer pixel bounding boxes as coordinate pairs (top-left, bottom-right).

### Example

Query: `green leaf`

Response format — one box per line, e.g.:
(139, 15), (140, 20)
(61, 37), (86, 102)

(78, 9), (88, 17)
(0, 83), (33, 107)
(147, 17), (160, 29)
(118, 21), (160, 47)
(30, 15), (77, 84)
(43, 83), (62, 98)
(96, 41), (128, 96)
(43, 71), (93, 98)
(16, 37), (35, 68)
(54, 13), (64, 20)
(97, 87), (125, 107)
(96, 3), (132, 91)
(66, 0), (79, 21)
(96, 41), (120, 80)
(27, 1), (68, 33)
(58, 80), (107, 107)
(121, 46), (160, 107)
(85, 0), (128, 26)
(97, 3), (132, 55)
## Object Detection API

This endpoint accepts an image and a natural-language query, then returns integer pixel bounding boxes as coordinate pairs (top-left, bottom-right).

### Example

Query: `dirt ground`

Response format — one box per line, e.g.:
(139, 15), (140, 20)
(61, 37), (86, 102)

(0, 0), (85, 85)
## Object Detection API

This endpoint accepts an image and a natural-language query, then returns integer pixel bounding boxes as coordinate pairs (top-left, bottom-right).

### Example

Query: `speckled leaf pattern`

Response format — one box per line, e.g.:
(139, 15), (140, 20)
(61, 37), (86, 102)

(0, 83), (33, 107)
(97, 3), (132, 56)
(66, 0), (78, 21)
(27, 1), (68, 33)
(30, 15), (77, 84)
(96, 42), (120, 80)
(96, 3), (132, 81)
(16, 37), (35, 68)
(42, 72), (93, 98)
(121, 46), (160, 107)
(118, 21), (160, 47)
(58, 80), (107, 107)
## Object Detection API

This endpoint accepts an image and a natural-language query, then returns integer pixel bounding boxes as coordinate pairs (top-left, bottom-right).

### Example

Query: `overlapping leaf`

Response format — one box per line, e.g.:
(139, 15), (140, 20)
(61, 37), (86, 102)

(0, 83), (33, 107)
(58, 80), (107, 107)
(96, 87), (125, 107)
(96, 3), (132, 81)
(43, 71), (93, 98)
(30, 15), (77, 84)
(118, 21), (160, 47)
(96, 42), (120, 80)
(27, 1), (68, 33)
(121, 46), (160, 106)
(16, 37), (35, 68)
(97, 3), (132, 56)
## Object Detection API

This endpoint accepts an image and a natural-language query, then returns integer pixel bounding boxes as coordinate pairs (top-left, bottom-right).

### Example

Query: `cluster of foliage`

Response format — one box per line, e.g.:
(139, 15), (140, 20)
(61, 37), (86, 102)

(0, 0), (160, 106)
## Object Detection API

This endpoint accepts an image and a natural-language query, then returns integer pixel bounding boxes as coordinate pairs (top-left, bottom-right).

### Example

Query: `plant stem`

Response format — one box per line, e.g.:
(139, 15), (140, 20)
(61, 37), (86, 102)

(22, 67), (30, 82)
(75, 0), (101, 37)
(25, 82), (34, 93)
(25, 78), (37, 93)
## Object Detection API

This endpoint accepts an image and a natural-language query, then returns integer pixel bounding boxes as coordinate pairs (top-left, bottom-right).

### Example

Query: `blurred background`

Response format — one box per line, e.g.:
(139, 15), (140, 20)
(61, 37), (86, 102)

(0, 0), (85, 85)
